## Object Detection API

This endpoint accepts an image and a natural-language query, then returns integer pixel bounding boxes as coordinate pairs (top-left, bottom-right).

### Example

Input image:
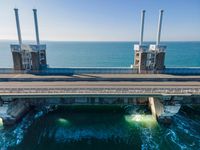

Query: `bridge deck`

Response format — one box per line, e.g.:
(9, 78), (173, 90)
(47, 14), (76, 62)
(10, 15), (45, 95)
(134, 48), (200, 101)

(0, 80), (200, 96)
(0, 74), (200, 97)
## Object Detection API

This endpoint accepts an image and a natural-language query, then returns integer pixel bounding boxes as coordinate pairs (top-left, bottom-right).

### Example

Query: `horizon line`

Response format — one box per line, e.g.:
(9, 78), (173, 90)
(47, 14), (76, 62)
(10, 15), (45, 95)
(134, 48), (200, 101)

(0, 39), (200, 43)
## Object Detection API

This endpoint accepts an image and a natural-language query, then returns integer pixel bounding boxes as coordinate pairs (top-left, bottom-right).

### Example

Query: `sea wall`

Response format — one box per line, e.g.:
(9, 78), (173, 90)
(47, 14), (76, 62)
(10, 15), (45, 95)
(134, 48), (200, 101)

(0, 67), (200, 75)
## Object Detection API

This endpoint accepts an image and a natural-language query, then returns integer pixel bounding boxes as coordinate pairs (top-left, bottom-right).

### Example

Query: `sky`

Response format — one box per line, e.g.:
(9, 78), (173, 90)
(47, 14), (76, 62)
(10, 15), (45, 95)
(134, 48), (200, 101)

(0, 0), (199, 41)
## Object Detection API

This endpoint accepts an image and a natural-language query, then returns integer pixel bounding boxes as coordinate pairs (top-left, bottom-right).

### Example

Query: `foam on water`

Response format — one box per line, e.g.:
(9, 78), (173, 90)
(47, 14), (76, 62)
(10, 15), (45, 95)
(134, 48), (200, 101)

(124, 114), (158, 128)
(140, 128), (160, 150)
(168, 114), (200, 149)
(124, 113), (160, 150)
(0, 116), (31, 149)
(0, 118), (3, 130)
(0, 109), (48, 149)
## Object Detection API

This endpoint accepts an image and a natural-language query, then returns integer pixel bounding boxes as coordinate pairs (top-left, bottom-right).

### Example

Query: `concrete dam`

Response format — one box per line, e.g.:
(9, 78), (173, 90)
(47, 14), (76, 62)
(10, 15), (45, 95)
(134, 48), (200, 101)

(0, 9), (200, 126)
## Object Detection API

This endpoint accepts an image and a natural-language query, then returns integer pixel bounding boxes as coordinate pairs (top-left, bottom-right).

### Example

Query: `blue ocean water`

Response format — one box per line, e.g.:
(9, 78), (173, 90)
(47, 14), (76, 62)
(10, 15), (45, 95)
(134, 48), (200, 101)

(0, 41), (200, 68)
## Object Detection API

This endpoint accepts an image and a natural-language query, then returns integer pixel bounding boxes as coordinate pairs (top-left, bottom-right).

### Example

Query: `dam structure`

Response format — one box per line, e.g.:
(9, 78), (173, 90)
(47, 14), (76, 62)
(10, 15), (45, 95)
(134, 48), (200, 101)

(0, 9), (200, 125)
(11, 8), (47, 71)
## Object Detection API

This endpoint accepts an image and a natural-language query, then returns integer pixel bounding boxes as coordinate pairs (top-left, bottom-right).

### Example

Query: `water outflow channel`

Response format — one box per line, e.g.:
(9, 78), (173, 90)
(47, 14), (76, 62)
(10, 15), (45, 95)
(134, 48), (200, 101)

(0, 103), (200, 150)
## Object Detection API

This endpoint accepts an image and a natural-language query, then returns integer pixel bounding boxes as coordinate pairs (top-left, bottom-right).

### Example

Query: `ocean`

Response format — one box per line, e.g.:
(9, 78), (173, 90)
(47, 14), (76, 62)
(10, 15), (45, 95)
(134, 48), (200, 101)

(0, 41), (200, 68)
(0, 41), (200, 150)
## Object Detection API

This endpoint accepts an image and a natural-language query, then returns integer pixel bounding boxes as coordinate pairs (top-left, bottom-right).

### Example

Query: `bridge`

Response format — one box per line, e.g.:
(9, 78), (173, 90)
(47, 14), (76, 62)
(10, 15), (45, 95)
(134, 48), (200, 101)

(0, 75), (200, 97)
(0, 73), (200, 125)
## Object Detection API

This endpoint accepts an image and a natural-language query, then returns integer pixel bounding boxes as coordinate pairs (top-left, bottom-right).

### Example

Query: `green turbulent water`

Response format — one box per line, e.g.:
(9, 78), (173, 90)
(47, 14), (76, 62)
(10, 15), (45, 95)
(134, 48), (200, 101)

(0, 105), (200, 150)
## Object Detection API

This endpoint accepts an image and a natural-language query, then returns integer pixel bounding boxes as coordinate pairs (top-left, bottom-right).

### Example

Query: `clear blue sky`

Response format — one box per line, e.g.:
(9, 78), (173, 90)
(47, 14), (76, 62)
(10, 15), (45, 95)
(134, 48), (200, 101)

(0, 0), (199, 41)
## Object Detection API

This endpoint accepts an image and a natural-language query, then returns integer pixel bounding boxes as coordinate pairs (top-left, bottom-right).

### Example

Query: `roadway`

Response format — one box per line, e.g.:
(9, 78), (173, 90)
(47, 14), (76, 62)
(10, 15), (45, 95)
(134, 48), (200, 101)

(0, 80), (200, 97)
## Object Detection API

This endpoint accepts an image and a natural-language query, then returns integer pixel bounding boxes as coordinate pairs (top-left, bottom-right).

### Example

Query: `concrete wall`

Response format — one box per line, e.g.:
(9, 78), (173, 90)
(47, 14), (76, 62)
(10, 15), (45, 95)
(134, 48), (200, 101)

(39, 50), (47, 69)
(43, 67), (137, 75)
(163, 67), (200, 75)
(155, 52), (165, 70)
(31, 52), (40, 70)
(139, 52), (148, 71)
(0, 100), (29, 125)
(12, 52), (23, 70)
(0, 67), (200, 75)
(149, 97), (181, 119)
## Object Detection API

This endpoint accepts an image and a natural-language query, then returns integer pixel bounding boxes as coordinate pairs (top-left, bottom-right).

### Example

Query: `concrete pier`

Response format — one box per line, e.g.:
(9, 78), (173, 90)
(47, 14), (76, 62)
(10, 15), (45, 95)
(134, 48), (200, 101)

(0, 100), (29, 126)
(149, 97), (181, 123)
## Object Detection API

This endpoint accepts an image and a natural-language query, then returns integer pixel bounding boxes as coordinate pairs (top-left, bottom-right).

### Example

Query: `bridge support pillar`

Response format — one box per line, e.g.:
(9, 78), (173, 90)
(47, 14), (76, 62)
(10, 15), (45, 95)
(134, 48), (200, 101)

(149, 97), (181, 124)
(0, 100), (30, 126)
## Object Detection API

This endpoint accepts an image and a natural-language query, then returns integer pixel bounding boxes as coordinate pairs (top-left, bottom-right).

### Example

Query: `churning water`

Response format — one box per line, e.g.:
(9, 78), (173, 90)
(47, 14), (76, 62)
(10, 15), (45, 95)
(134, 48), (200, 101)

(0, 105), (200, 150)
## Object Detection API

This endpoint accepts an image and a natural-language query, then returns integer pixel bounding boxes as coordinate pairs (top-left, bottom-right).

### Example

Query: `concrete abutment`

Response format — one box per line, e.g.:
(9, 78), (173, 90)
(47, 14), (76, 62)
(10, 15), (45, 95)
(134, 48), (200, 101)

(0, 99), (30, 126)
(149, 97), (181, 123)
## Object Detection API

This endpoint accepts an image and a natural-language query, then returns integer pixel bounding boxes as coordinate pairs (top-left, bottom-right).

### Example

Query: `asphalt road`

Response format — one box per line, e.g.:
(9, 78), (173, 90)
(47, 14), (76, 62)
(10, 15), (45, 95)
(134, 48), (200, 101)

(0, 81), (200, 96)
(0, 73), (200, 96)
